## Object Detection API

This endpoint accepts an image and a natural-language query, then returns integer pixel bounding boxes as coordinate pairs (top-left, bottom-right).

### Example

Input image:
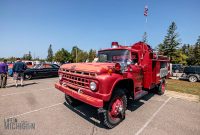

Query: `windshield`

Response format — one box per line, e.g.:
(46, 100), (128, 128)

(98, 50), (130, 63)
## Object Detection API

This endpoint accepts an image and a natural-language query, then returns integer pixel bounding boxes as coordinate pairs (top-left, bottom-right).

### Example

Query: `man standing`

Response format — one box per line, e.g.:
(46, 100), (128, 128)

(0, 59), (8, 88)
(13, 58), (27, 87)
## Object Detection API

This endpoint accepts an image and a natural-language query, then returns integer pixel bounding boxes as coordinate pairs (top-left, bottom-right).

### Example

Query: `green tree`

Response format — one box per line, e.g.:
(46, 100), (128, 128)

(158, 22), (181, 63)
(78, 51), (88, 62)
(22, 51), (32, 60)
(181, 44), (190, 55)
(54, 48), (71, 64)
(71, 46), (80, 63)
(71, 46), (89, 63)
(186, 45), (195, 65)
(173, 49), (188, 65)
(47, 44), (53, 62)
(193, 36), (200, 65)
(6, 57), (16, 62)
(88, 49), (96, 62)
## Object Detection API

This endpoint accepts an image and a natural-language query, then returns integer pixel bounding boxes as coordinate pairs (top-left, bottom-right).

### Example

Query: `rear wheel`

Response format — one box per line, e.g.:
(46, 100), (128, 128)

(188, 75), (198, 82)
(99, 89), (127, 129)
(157, 79), (166, 95)
(65, 94), (82, 107)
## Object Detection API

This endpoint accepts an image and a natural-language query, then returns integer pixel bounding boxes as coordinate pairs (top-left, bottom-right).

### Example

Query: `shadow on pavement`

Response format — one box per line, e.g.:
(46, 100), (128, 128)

(63, 92), (155, 128)
(127, 93), (155, 111)
(26, 76), (58, 80)
(6, 82), (37, 88)
(63, 102), (105, 128)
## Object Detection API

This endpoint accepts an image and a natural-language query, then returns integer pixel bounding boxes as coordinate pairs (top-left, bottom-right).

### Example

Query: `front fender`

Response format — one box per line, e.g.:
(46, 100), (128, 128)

(97, 73), (133, 101)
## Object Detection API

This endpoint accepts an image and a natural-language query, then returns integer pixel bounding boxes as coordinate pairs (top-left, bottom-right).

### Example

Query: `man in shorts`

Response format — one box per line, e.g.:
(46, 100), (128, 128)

(13, 58), (27, 87)
(0, 59), (8, 88)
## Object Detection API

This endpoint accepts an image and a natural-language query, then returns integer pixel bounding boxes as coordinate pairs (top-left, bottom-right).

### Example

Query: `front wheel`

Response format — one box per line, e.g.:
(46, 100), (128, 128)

(98, 89), (127, 129)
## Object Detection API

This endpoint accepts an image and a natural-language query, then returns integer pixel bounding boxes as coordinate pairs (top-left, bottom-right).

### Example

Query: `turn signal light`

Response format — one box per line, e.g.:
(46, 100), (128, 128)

(108, 68), (113, 75)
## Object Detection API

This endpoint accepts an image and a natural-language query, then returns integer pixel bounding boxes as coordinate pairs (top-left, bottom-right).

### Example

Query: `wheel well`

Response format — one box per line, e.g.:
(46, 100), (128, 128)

(188, 74), (200, 80)
(112, 79), (134, 98)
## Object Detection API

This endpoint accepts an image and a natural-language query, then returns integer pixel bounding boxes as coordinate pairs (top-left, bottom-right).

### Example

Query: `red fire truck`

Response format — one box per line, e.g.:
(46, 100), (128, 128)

(55, 42), (170, 128)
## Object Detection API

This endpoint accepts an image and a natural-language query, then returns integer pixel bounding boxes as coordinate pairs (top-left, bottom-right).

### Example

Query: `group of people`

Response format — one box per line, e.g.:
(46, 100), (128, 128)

(0, 58), (27, 88)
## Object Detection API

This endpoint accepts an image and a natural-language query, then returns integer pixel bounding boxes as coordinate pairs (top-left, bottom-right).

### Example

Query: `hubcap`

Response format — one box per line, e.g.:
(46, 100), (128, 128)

(190, 76), (197, 82)
(109, 98), (123, 119)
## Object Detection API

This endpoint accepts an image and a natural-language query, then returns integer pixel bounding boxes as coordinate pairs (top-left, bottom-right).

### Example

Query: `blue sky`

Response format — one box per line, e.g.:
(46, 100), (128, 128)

(1, 0), (200, 58)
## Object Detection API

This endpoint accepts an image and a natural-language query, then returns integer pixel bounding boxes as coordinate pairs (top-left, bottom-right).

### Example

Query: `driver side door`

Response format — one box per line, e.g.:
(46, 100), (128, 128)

(129, 52), (144, 98)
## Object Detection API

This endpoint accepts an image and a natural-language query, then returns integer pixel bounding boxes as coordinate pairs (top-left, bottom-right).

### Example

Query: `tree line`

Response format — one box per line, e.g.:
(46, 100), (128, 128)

(0, 45), (96, 64)
(157, 22), (200, 65)
(46, 45), (96, 64)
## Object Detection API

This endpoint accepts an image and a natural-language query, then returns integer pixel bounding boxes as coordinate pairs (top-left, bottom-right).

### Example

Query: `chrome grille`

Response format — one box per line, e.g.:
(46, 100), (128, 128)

(60, 68), (97, 77)
(62, 74), (90, 89)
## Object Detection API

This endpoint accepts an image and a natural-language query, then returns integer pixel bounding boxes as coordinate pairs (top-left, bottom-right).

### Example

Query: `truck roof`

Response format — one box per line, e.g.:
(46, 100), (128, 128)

(98, 47), (139, 53)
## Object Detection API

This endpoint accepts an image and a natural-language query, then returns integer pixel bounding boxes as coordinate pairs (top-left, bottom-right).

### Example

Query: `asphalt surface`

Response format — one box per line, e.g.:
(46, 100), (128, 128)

(0, 77), (200, 135)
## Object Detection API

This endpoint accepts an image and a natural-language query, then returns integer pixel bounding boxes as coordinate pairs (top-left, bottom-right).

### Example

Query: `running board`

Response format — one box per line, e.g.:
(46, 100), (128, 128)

(134, 90), (148, 100)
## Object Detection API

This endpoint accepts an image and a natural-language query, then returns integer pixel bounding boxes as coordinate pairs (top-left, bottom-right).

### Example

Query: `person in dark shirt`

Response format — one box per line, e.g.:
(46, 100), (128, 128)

(0, 59), (8, 88)
(13, 58), (27, 87)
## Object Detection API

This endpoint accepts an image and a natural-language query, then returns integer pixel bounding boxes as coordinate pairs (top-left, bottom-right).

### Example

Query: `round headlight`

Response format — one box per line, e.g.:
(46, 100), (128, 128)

(59, 74), (63, 80)
(90, 82), (96, 91)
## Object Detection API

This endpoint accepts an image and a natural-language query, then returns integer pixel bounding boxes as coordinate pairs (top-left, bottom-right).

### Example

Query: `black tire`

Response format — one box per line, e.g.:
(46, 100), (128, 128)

(188, 75), (198, 82)
(25, 74), (32, 80)
(65, 94), (82, 107)
(157, 79), (166, 95)
(99, 89), (127, 129)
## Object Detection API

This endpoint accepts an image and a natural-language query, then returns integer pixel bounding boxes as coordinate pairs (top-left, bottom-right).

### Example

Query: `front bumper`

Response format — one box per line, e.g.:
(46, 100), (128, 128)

(55, 83), (104, 108)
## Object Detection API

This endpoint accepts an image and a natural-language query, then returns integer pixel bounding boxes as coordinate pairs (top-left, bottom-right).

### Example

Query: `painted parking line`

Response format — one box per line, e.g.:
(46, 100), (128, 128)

(135, 97), (172, 135)
(5, 102), (63, 119)
(0, 87), (54, 97)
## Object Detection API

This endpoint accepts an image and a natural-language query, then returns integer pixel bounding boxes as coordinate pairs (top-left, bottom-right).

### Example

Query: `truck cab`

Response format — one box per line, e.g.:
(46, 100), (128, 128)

(55, 41), (169, 128)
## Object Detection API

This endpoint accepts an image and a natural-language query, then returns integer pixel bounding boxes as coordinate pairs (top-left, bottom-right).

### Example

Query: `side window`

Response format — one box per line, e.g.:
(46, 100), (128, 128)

(160, 62), (167, 69)
(196, 67), (200, 74)
(190, 67), (195, 73)
(131, 53), (138, 64)
(45, 64), (52, 68)
(26, 62), (32, 66)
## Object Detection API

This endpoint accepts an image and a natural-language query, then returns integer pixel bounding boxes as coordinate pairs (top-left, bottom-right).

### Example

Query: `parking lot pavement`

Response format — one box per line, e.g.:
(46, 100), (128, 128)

(0, 78), (200, 135)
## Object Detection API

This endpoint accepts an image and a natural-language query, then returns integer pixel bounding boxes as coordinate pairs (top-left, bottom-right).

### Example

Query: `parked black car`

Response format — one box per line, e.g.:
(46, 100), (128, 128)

(180, 66), (200, 82)
(24, 64), (60, 80)
(172, 64), (183, 73)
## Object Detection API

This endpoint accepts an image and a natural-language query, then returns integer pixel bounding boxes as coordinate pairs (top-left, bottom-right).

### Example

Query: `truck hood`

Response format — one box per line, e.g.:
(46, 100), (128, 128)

(60, 63), (115, 74)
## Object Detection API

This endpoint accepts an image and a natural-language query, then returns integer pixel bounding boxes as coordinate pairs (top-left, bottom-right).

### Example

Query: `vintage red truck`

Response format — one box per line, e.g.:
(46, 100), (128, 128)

(55, 41), (170, 128)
